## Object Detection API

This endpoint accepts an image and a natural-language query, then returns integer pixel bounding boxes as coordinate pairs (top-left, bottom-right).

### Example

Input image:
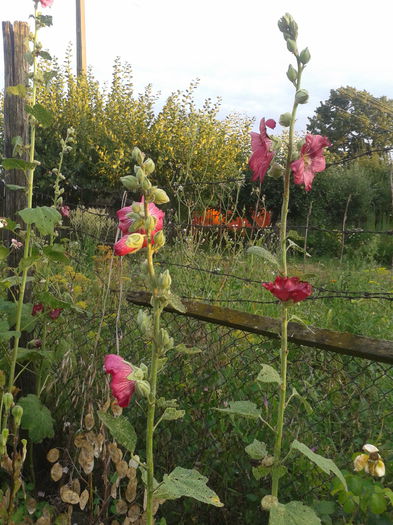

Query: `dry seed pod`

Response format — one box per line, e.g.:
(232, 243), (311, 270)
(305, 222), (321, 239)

(70, 478), (81, 495)
(78, 446), (94, 475)
(111, 478), (120, 499)
(26, 496), (37, 515)
(111, 400), (123, 417)
(116, 460), (128, 479)
(50, 462), (64, 482)
(36, 517), (51, 525)
(111, 521), (120, 525)
(74, 433), (86, 448)
(115, 499), (128, 515)
(127, 467), (137, 480)
(128, 504), (141, 522)
(60, 485), (80, 505)
(46, 448), (60, 463)
(125, 478), (137, 503)
(79, 489), (89, 511)
(84, 412), (95, 430)
(123, 519), (132, 525)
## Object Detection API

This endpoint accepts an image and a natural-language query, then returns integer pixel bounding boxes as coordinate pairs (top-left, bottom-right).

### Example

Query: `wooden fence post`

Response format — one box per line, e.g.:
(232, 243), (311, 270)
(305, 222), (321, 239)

(2, 21), (29, 224)
(76, 0), (87, 75)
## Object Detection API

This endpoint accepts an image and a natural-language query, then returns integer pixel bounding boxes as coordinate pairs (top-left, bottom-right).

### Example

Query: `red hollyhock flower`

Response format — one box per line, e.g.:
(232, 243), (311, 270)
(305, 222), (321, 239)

(39, 0), (54, 7)
(249, 118), (276, 183)
(290, 134), (331, 191)
(113, 233), (144, 256)
(49, 308), (62, 320)
(104, 354), (136, 408)
(32, 303), (44, 316)
(262, 276), (312, 303)
(59, 205), (70, 218)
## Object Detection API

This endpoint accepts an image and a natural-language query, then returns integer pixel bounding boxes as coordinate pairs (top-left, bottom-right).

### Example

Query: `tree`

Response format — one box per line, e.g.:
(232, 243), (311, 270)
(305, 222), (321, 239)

(307, 87), (393, 160)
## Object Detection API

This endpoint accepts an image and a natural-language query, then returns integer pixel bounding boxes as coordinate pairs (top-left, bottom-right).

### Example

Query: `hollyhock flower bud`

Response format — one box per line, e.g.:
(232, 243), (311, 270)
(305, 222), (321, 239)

(12, 405), (23, 427)
(114, 233), (144, 256)
(261, 495), (278, 511)
(299, 47), (311, 65)
(104, 354), (136, 408)
(120, 175), (139, 191)
(152, 188), (170, 205)
(153, 230), (165, 249)
(286, 39), (298, 54)
(32, 303), (44, 316)
(3, 392), (13, 411)
(279, 112), (292, 127)
(143, 158), (155, 175)
(267, 163), (285, 179)
(142, 177), (152, 191)
(295, 89), (309, 104)
(49, 308), (62, 320)
(59, 205), (70, 218)
(132, 147), (144, 165)
(262, 276), (312, 303)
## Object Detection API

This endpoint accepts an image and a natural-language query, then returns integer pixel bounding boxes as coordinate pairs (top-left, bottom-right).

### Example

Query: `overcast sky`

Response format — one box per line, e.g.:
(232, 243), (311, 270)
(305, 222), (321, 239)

(1, 0), (393, 130)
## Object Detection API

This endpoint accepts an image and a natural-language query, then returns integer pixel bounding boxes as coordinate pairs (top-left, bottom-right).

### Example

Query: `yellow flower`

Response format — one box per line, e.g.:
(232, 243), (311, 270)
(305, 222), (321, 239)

(354, 444), (385, 477)
(75, 301), (88, 309)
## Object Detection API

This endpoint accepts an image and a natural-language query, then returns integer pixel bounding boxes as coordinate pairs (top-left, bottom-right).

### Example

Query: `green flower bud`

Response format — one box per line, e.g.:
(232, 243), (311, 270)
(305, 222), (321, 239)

(299, 47), (311, 65)
(2, 393), (13, 411)
(134, 166), (145, 184)
(279, 112), (292, 127)
(153, 230), (165, 249)
(286, 39), (298, 55)
(270, 136), (282, 153)
(12, 405), (23, 427)
(1, 428), (9, 445)
(132, 147), (144, 165)
(140, 363), (148, 377)
(268, 163), (285, 179)
(136, 380), (151, 399)
(159, 270), (172, 290)
(142, 177), (152, 191)
(144, 215), (156, 232)
(295, 89), (309, 104)
(136, 310), (153, 337)
(261, 495), (278, 511)
(120, 175), (140, 191)
(126, 233), (145, 252)
(153, 188), (170, 205)
(278, 13), (298, 41)
(131, 203), (143, 215)
(143, 158), (155, 175)
(286, 64), (297, 84)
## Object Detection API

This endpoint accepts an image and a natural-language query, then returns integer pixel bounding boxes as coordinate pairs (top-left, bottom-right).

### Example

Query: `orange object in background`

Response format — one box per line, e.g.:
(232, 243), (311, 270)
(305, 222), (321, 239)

(192, 208), (224, 226)
(192, 208), (271, 229)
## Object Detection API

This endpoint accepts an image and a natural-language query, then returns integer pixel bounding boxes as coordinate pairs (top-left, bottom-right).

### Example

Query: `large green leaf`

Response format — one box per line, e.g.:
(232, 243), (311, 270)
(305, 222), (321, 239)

(215, 400), (261, 419)
(166, 292), (186, 313)
(270, 501), (321, 525)
(18, 206), (61, 236)
(291, 440), (347, 490)
(6, 84), (27, 98)
(0, 246), (10, 261)
(0, 300), (36, 333)
(154, 467), (223, 507)
(18, 394), (54, 443)
(247, 246), (279, 268)
(256, 364), (282, 384)
(26, 103), (53, 127)
(98, 411), (137, 454)
(2, 158), (36, 171)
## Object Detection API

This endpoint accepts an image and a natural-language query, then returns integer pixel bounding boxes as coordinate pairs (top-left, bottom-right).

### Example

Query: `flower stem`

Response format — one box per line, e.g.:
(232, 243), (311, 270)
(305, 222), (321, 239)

(8, 6), (39, 392)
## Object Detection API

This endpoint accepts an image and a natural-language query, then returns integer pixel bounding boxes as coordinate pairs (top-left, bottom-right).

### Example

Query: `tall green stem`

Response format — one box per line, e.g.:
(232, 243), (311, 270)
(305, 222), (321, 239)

(144, 201), (161, 525)
(8, 5), (39, 392)
(270, 58), (303, 504)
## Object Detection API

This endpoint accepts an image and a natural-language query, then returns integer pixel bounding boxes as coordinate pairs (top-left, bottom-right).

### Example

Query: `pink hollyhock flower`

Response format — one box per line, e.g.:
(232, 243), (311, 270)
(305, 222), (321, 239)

(117, 201), (165, 239)
(249, 118), (276, 183)
(39, 0), (54, 7)
(291, 134), (331, 191)
(32, 303), (44, 316)
(262, 276), (312, 303)
(49, 308), (62, 320)
(104, 354), (136, 408)
(114, 233), (145, 256)
(59, 205), (70, 218)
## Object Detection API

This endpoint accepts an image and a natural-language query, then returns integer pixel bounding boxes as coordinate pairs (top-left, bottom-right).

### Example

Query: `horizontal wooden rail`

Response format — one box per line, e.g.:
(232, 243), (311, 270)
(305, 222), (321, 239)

(127, 291), (393, 365)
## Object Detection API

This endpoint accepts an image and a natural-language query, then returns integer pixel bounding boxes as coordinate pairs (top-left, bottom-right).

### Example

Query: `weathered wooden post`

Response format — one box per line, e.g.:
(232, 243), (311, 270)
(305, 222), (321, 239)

(2, 21), (29, 242)
(76, 0), (87, 75)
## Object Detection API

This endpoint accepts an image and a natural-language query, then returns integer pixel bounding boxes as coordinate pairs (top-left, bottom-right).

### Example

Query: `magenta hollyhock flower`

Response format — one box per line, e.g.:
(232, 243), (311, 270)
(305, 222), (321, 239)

(39, 0), (54, 7)
(249, 118), (276, 183)
(32, 303), (44, 316)
(104, 354), (136, 408)
(48, 308), (62, 320)
(117, 201), (165, 239)
(113, 234), (145, 256)
(59, 205), (70, 218)
(290, 134), (331, 191)
(262, 276), (312, 303)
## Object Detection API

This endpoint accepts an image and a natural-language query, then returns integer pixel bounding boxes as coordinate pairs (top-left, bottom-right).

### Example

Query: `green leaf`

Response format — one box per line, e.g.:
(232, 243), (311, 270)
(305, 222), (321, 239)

(43, 70), (57, 86)
(252, 464), (286, 481)
(0, 331), (20, 342)
(166, 292), (186, 313)
(6, 84), (27, 98)
(256, 364), (282, 384)
(39, 50), (52, 60)
(291, 440), (347, 491)
(18, 206), (61, 236)
(25, 51), (34, 65)
(245, 439), (268, 460)
(174, 343), (202, 355)
(154, 467), (223, 507)
(0, 245), (10, 261)
(18, 255), (41, 272)
(270, 501), (322, 525)
(37, 14), (53, 27)
(369, 493), (387, 515)
(43, 244), (67, 262)
(215, 400), (261, 419)
(2, 158), (36, 171)
(97, 411), (137, 454)
(18, 394), (54, 443)
(291, 387), (313, 415)
(26, 103), (53, 128)
(161, 407), (185, 421)
(247, 246), (279, 268)
(5, 184), (25, 191)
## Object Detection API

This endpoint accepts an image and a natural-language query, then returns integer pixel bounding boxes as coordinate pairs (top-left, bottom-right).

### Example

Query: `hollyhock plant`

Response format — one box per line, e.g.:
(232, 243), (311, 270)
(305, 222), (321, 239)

(249, 118), (276, 183)
(59, 205), (70, 218)
(117, 201), (165, 239)
(263, 276), (312, 303)
(104, 354), (136, 408)
(291, 134), (331, 191)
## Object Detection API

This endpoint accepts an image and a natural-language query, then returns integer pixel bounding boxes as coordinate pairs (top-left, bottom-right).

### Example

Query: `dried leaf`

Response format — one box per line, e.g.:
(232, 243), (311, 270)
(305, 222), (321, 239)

(1, 455), (12, 473)
(50, 462), (63, 482)
(115, 499), (128, 515)
(74, 433), (86, 448)
(46, 448), (59, 463)
(84, 413), (95, 430)
(125, 478), (137, 503)
(78, 447), (94, 475)
(79, 489), (89, 511)
(60, 485), (80, 505)
(111, 479), (119, 499)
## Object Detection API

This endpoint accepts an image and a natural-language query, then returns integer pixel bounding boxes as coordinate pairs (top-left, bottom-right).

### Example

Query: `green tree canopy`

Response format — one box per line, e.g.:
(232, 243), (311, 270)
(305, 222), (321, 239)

(307, 87), (393, 160)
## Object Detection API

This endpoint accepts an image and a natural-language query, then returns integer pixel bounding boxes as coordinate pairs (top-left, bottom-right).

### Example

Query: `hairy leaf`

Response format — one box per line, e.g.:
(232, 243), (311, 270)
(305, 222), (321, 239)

(215, 401), (261, 419)
(270, 501), (321, 525)
(18, 206), (61, 236)
(19, 394), (54, 443)
(98, 411), (137, 454)
(256, 364), (282, 384)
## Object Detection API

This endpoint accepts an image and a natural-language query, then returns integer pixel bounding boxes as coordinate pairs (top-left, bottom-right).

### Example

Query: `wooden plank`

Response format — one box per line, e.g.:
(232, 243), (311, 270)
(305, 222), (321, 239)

(76, 0), (87, 75)
(127, 291), (393, 364)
